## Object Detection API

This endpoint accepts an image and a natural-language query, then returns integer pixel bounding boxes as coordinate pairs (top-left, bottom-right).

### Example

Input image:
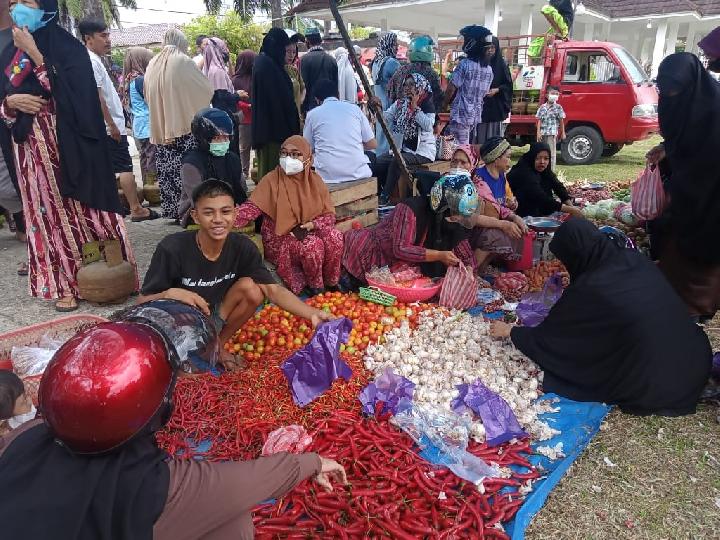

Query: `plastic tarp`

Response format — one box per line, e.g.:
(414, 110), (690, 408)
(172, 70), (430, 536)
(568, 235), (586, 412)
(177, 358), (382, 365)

(505, 393), (611, 540)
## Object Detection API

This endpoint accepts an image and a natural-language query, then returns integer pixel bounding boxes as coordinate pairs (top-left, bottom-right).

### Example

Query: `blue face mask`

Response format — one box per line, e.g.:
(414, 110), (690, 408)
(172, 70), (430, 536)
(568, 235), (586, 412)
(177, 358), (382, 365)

(209, 141), (230, 157)
(11, 4), (56, 33)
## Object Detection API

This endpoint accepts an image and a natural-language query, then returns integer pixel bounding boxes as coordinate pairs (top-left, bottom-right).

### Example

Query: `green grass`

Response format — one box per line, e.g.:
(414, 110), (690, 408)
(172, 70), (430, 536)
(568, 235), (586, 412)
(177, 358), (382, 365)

(511, 136), (661, 185)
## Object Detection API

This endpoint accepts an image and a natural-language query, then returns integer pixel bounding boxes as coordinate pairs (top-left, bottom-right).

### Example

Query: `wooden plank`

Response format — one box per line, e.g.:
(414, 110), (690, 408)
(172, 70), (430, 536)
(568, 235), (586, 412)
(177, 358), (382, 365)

(329, 178), (377, 207)
(335, 195), (378, 219)
(419, 161), (453, 174)
(335, 209), (378, 232)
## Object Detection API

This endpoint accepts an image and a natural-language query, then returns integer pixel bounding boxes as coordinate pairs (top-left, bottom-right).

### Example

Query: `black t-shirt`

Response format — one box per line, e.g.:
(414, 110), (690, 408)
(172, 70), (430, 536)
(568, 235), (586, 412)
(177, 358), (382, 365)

(141, 232), (275, 309)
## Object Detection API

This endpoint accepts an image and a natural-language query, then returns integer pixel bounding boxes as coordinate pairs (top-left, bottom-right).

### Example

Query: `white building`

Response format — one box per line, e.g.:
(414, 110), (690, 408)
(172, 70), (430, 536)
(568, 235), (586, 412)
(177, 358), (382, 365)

(287, 0), (720, 75)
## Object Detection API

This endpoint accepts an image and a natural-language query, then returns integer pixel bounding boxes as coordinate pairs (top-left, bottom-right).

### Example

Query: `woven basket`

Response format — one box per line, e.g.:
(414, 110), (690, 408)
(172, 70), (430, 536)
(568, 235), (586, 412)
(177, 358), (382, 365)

(359, 286), (396, 306)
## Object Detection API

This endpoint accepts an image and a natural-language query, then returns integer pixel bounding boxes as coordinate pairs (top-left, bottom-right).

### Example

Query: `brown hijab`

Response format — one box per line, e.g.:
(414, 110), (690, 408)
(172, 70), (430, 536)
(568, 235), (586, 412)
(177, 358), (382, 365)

(251, 135), (335, 236)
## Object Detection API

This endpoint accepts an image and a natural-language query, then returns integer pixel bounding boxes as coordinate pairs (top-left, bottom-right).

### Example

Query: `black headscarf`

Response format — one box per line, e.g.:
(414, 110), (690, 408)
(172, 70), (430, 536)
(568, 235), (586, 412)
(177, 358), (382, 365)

(0, 421), (169, 539)
(251, 29), (299, 149)
(511, 219), (711, 416)
(0, 0), (122, 214)
(657, 52), (720, 264)
(459, 25), (493, 63)
(507, 142), (570, 217)
(401, 195), (470, 278)
(481, 36), (513, 123)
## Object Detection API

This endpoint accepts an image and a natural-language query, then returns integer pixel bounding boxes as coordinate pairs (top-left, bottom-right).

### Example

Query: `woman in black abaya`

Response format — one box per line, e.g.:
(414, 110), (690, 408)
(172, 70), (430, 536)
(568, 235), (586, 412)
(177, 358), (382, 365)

(491, 219), (711, 416)
(473, 36), (512, 144)
(653, 53), (720, 321)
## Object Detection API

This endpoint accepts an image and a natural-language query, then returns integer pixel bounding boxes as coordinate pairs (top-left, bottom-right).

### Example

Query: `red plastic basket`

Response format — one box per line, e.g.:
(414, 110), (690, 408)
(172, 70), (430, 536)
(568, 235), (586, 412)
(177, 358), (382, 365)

(0, 314), (108, 370)
(366, 277), (441, 303)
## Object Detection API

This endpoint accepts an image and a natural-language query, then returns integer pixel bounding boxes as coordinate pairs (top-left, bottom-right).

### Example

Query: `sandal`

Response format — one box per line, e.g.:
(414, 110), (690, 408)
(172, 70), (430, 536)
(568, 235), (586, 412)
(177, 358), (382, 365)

(55, 296), (79, 312)
(131, 208), (160, 223)
(17, 262), (28, 276)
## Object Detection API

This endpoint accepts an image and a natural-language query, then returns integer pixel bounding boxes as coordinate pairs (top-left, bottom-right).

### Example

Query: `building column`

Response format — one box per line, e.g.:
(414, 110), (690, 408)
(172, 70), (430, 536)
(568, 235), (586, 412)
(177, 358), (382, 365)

(651, 20), (668, 77)
(583, 22), (594, 41)
(380, 18), (388, 32)
(664, 20), (680, 57)
(600, 22), (612, 41)
(685, 21), (698, 54)
(484, 0), (500, 35)
(628, 30), (641, 59)
(518, 6), (533, 65)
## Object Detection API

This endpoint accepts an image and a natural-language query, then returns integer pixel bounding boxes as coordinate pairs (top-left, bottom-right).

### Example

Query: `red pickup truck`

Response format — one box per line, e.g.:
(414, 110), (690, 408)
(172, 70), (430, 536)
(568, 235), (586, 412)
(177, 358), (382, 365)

(440, 37), (659, 165)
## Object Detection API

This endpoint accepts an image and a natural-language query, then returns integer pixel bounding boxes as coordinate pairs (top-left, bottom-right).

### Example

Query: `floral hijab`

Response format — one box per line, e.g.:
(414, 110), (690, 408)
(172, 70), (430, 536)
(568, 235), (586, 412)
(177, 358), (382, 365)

(392, 72), (433, 140)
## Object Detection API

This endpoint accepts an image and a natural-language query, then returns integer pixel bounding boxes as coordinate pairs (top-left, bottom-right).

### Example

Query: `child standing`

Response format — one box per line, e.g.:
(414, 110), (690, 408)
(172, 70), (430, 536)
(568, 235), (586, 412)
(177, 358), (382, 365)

(535, 86), (566, 171)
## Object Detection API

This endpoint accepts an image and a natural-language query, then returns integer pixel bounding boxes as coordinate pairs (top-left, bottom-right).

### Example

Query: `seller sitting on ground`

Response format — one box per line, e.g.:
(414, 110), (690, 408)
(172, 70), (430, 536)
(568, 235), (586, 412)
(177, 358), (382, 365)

(507, 142), (583, 218)
(449, 145), (528, 271)
(303, 79), (377, 184)
(235, 135), (344, 295)
(342, 174), (478, 285)
(139, 179), (333, 370)
(0, 323), (348, 540)
(476, 137), (517, 210)
(179, 108), (248, 227)
(490, 219), (711, 416)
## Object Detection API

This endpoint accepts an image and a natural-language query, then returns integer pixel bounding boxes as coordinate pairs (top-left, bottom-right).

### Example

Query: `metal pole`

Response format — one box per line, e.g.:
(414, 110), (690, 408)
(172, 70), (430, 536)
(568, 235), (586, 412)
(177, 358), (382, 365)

(327, 0), (417, 196)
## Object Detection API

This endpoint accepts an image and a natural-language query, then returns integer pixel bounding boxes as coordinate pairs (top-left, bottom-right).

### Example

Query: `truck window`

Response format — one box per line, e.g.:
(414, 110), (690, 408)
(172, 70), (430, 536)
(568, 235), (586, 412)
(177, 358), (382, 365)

(562, 51), (622, 84)
(613, 47), (648, 84)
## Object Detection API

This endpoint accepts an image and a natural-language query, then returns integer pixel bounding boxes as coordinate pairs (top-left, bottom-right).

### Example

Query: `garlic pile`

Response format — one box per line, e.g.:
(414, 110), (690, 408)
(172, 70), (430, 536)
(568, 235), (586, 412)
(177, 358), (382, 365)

(364, 309), (560, 441)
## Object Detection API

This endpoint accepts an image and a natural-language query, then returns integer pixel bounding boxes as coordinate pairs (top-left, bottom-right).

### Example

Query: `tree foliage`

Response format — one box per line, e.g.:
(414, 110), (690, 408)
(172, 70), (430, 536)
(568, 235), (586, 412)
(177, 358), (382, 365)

(183, 12), (267, 65)
(58, 0), (136, 27)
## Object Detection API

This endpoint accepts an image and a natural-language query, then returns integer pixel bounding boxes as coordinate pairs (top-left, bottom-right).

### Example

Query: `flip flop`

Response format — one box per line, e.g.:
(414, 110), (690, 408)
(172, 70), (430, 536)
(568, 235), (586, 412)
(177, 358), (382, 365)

(131, 209), (160, 223)
(55, 297), (79, 312)
(17, 262), (28, 276)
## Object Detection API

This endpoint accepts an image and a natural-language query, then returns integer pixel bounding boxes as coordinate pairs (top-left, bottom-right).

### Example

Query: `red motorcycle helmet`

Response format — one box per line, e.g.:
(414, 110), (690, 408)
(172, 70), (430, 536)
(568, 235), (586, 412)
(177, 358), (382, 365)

(39, 321), (174, 454)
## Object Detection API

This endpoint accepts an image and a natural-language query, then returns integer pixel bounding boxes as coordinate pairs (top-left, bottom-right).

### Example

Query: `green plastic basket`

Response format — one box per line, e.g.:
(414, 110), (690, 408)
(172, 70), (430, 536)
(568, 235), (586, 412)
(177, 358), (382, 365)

(359, 286), (396, 306)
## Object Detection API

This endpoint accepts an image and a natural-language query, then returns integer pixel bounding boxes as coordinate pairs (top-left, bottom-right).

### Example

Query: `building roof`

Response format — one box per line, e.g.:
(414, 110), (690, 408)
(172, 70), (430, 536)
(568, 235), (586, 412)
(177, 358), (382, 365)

(288, 0), (720, 18)
(110, 23), (179, 48)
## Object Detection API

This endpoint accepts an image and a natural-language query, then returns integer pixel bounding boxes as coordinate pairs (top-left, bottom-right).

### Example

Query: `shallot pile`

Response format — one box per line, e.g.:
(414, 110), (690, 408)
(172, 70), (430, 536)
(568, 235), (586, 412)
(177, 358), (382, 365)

(364, 309), (560, 442)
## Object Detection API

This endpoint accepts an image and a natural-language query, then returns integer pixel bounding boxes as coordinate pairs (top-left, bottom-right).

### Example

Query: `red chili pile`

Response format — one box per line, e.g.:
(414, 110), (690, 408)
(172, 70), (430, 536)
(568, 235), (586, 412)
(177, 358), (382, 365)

(155, 292), (540, 538)
(254, 410), (538, 539)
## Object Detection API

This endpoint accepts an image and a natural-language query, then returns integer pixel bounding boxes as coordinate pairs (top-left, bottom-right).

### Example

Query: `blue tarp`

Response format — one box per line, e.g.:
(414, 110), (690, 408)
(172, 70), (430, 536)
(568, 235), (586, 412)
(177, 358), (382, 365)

(505, 394), (611, 539)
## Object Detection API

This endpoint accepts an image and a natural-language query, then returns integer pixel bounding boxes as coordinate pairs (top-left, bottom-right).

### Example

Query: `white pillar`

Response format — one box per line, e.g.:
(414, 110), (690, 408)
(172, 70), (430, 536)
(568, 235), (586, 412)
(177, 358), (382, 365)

(484, 0), (500, 35)
(628, 31), (641, 59)
(685, 22), (698, 54)
(651, 20), (668, 77)
(664, 20), (679, 57)
(380, 18), (388, 32)
(640, 35), (652, 65)
(518, 6), (533, 65)
(583, 22), (594, 41)
(600, 22), (612, 41)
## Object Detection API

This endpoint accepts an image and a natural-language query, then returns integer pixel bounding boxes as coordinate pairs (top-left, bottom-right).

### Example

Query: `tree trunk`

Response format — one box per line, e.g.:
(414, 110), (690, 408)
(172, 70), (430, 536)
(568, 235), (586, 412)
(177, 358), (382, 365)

(270, 0), (282, 28)
(82, 0), (105, 22)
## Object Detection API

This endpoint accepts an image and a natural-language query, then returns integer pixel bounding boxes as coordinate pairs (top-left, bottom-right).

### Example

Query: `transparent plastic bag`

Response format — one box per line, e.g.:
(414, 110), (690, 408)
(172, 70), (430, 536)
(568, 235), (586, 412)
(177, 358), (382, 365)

(393, 404), (500, 484)
(11, 333), (63, 377)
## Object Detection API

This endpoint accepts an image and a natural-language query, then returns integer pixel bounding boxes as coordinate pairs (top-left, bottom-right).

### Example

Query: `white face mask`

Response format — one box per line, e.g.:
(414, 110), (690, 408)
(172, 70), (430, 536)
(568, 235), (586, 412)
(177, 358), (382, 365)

(548, 94), (559, 103)
(8, 404), (36, 430)
(279, 156), (305, 175)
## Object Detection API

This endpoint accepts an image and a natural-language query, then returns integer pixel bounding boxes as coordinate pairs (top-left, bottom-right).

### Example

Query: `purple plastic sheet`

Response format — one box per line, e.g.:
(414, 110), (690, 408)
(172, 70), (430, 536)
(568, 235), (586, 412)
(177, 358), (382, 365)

(516, 273), (564, 327)
(281, 318), (353, 407)
(358, 368), (415, 416)
(451, 380), (528, 447)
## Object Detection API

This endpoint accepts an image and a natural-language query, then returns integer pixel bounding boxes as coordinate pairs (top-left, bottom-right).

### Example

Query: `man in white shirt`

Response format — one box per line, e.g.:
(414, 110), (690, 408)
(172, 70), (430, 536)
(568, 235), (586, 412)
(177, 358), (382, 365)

(79, 19), (157, 221)
(303, 79), (376, 184)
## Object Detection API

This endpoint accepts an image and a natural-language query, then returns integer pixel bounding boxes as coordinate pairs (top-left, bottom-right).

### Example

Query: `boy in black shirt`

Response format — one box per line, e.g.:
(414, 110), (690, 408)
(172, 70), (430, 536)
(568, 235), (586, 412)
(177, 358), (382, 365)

(139, 179), (333, 370)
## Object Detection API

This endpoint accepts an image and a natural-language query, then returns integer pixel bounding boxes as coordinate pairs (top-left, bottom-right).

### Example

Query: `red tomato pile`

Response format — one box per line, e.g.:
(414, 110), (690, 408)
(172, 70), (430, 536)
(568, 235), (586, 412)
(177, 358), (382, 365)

(225, 292), (425, 359)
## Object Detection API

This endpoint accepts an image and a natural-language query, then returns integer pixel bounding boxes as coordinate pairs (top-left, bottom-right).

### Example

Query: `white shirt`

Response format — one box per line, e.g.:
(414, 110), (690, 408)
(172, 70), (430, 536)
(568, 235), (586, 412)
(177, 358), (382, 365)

(88, 49), (126, 136)
(303, 98), (374, 184)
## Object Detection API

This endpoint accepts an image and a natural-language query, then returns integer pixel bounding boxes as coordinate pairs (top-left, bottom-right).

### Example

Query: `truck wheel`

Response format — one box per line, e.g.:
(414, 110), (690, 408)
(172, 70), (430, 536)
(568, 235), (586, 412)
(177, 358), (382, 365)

(561, 126), (604, 165)
(602, 143), (625, 157)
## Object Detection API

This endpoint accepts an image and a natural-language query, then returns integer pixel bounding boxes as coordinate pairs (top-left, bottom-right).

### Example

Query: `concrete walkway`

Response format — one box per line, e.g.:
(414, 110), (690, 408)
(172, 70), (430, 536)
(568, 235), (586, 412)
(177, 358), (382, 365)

(0, 216), (176, 333)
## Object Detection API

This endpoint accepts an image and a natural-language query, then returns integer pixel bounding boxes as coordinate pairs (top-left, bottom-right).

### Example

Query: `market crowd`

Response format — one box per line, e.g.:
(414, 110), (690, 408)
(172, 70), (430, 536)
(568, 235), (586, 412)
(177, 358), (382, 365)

(0, 0), (718, 534)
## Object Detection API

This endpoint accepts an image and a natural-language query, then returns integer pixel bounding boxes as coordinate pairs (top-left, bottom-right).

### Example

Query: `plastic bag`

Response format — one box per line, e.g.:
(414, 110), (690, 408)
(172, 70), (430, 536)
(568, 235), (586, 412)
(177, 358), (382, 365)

(280, 318), (353, 407)
(262, 425), (313, 456)
(451, 380), (528, 447)
(439, 264), (478, 310)
(358, 368), (415, 416)
(393, 404), (501, 484)
(516, 273), (564, 327)
(631, 165), (666, 221)
(494, 272), (529, 303)
(11, 332), (63, 377)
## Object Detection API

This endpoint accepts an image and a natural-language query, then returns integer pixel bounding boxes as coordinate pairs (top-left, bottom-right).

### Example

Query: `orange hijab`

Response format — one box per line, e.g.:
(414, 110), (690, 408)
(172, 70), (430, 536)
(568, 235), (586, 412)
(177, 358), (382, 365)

(251, 135), (335, 236)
